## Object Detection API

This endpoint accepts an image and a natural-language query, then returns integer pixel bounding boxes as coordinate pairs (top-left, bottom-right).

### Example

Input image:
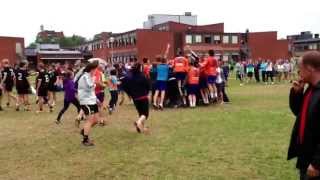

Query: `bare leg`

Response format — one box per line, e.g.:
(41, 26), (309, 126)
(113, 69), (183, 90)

(153, 90), (159, 106)
(159, 90), (165, 108)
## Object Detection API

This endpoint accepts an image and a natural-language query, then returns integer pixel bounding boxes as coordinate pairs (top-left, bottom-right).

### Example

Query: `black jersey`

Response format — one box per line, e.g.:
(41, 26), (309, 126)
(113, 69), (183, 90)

(1, 67), (15, 85)
(15, 68), (30, 88)
(37, 70), (50, 90)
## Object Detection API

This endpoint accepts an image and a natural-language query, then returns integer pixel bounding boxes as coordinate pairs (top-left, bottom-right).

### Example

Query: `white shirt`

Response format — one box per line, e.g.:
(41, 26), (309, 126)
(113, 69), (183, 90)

(266, 63), (273, 72)
(77, 72), (97, 105)
(216, 67), (223, 84)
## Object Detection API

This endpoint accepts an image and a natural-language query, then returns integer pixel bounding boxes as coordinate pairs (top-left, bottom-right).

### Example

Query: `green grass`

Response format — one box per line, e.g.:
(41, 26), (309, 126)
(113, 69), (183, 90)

(0, 79), (298, 180)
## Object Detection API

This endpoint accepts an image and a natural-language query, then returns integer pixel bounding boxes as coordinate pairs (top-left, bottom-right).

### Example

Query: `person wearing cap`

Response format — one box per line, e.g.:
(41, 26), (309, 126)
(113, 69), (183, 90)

(0, 59), (18, 109)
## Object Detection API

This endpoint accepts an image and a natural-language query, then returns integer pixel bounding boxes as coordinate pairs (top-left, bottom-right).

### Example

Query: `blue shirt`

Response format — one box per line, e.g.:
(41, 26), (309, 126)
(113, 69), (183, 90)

(260, 63), (267, 71)
(156, 64), (169, 81)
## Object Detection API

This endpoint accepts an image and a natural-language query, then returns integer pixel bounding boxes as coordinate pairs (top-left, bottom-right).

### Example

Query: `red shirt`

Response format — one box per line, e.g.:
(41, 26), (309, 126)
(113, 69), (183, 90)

(201, 56), (218, 76)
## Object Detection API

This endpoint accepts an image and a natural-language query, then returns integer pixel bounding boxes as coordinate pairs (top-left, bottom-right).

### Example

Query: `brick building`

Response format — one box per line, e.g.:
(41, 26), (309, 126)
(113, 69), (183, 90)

(0, 36), (25, 65)
(78, 21), (290, 64)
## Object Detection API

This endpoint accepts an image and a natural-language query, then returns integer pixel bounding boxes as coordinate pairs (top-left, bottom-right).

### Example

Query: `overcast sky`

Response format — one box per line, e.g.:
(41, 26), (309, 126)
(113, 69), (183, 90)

(1, 0), (319, 45)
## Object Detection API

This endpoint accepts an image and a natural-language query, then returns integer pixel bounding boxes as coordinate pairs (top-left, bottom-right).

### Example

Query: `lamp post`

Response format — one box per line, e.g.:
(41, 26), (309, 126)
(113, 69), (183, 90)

(109, 37), (115, 64)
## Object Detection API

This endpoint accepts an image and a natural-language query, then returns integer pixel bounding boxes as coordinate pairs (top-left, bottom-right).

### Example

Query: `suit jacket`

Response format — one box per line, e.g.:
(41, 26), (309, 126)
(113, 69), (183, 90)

(288, 82), (320, 170)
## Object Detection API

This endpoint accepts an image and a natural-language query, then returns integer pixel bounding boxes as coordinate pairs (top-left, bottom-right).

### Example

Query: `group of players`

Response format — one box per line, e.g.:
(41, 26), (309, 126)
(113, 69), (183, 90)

(0, 46), (229, 146)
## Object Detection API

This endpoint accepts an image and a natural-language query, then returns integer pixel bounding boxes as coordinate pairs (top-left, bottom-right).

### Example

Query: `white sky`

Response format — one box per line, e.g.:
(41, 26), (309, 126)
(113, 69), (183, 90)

(1, 0), (319, 45)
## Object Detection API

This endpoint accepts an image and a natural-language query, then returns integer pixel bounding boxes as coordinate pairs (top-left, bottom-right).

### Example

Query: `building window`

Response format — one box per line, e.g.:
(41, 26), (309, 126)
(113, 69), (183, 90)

(223, 35), (230, 44)
(186, 35), (192, 44)
(204, 35), (212, 44)
(309, 44), (317, 50)
(15, 43), (22, 55)
(213, 35), (221, 44)
(232, 36), (238, 44)
(195, 35), (202, 43)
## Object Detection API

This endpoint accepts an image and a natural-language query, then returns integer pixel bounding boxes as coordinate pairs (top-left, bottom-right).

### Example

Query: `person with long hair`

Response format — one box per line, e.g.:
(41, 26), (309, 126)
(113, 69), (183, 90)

(78, 61), (100, 146)
(121, 63), (151, 133)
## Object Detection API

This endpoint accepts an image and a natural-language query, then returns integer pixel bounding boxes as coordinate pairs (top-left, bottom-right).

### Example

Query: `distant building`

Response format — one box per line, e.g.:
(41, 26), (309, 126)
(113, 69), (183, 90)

(25, 44), (83, 67)
(36, 25), (64, 43)
(0, 36), (25, 65)
(143, 12), (197, 29)
(81, 21), (289, 64)
(287, 31), (320, 57)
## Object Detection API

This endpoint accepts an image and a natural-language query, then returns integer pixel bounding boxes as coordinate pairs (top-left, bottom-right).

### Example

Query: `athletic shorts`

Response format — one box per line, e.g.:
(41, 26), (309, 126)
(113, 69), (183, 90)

(81, 104), (99, 116)
(175, 72), (187, 81)
(0, 89), (2, 96)
(187, 84), (199, 95)
(17, 86), (30, 95)
(133, 99), (149, 119)
(48, 84), (59, 92)
(96, 92), (105, 103)
(5, 83), (14, 92)
(155, 80), (167, 91)
(199, 76), (208, 89)
(37, 88), (48, 97)
(247, 72), (253, 78)
(207, 75), (217, 85)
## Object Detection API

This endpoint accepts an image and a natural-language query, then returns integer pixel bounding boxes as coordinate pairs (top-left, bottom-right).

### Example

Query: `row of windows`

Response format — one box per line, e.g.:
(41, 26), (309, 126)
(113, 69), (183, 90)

(293, 43), (320, 51)
(185, 34), (239, 44)
(107, 56), (136, 64)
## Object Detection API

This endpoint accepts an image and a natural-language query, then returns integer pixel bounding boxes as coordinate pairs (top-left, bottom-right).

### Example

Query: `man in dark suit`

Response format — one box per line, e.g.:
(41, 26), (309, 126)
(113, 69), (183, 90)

(288, 51), (320, 180)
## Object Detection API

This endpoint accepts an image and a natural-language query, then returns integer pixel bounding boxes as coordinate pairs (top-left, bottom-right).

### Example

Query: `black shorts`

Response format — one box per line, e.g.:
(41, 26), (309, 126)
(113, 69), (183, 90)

(38, 88), (48, 97)
(0, 89), (2, 96)
(81, 104), (99, 116)
(16, 84), (30, 95)
(133, 99), (149, 119)
(5, 83), (14, 92)
(247, 72), (253, 78)
(48, 84), (58, 92)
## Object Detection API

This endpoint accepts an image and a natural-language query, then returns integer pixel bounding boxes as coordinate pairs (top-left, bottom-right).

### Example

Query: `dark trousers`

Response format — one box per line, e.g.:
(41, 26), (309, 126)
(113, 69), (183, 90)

(109, 91), (118, 109)
(57, 99), (81, 121)
(216, 82), (230, 102)
(266, 71), (274, 82)
(262, 71), (267, 82)
(255, 71), (260, 82)
(300, 169), (320, 180)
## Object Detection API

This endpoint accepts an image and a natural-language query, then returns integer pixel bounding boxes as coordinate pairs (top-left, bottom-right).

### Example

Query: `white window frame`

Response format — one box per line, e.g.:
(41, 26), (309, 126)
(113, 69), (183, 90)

(223, 35), (230, 44)
(185, 35), (192, 44)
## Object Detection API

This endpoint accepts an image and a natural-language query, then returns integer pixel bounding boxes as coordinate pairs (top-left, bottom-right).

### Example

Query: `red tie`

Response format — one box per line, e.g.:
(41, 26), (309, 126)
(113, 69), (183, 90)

(299, 89), (313, 144)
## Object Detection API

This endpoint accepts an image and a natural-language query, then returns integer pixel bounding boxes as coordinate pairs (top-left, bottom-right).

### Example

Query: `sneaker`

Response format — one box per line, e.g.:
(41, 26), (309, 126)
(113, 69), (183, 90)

(108, 108), (113, 115)
(49, 106), (54, 113)
(82, 139), (95, 146)
(55, 120), (61, 125)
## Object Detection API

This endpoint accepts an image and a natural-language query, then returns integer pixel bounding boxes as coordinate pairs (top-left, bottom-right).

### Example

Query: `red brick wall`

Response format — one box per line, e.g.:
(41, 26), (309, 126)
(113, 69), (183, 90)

(0, 36), (25, 65)
(248, 32), (290, 61)
(136, 30), (174, 61)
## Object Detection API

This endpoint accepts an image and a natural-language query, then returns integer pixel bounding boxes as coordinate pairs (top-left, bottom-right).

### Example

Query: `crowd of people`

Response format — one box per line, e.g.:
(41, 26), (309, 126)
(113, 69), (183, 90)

(0, 47), (247, 146)
(233, 59), (297, 86)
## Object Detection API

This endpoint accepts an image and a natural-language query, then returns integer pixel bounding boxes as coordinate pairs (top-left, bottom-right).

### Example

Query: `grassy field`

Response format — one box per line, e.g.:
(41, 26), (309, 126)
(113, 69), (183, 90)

(0, 79), (298, 180)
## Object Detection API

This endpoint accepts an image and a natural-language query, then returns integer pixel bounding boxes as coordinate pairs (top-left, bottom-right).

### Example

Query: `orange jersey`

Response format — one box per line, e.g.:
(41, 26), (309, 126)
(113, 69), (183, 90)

(188, 67), (200, 85)
(143, 64), (151, 78)
(201, 56), (218, 76)
(94, 69), (104, 93)
(173, 56), (189, 73)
